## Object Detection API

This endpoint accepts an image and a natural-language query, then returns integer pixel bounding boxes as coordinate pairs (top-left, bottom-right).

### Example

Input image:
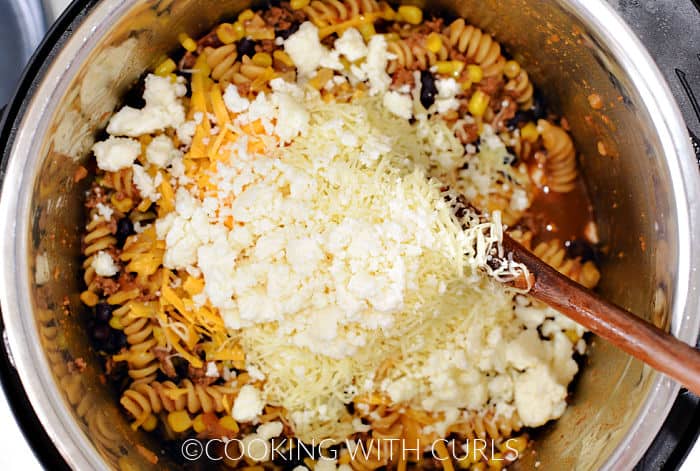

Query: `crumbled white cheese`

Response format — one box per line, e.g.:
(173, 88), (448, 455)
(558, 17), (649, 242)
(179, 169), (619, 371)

(223, 84), (251, 113)
(272, 91), (310, 142)
(107, 74), (187, 137)
(434, 78), (461, 114)
(362, 35), (391, 96)
(256, 421), (283, 440)
(284, 22), (331, 77)
(146, 135), (180, 168)
(91, 251), (119, 277)
(334, 28), (368, 62)
(131, 164), (161, 201)
(232, 384), (265, 422)
(382, 91), (413, 119)
(95, 202), (114, 221)
(315, 458), (338, 471)
(513, 364), (567, 427)
(92, 136), (141, 172)
(176, 120), (196, 146)
(241, 433), (270, 461)
(205, 362), (219, 378)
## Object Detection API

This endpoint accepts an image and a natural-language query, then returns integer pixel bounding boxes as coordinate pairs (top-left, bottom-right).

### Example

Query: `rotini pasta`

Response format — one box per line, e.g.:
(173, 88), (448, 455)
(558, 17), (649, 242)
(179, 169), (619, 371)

(444, 19), (506, 78)
(303, 0), (381, 28)
(386, 36), (449, 73)
(539, 119), (578, 193)
(79, 2), (601, 470)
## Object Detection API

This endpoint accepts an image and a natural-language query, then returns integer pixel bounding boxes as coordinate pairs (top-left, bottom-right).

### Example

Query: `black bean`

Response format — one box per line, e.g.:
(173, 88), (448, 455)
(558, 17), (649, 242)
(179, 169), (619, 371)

(92, 324), (110, 342)
(506, 110), (535, 130)
(107, 360), (130, 391)
(237, 38), (257, 58)
(565, 239), (598, 264)
(276, 23), (299, 40)
(420, 70), (437, 109)
(116, 217), (133, 247)
(111, 330), (128, 350)
(531, 88), (547, 120)
(122, 77), (147, 109)
(172, 356), (190, 380)
(95, 302), (113, 323)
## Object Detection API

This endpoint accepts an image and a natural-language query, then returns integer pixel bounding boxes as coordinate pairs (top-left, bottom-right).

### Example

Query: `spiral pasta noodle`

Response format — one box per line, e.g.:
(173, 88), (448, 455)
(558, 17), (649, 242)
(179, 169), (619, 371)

(120, 379), (239, 431)
(504, 69), (534, 109)
(539, 119), (578, 193)
(303, 0), (381, 28)
(532, 238), (601, 289)
(387, 36), (449, 73)
(443, 19), (506, 78)
(509, 229), (600, 289)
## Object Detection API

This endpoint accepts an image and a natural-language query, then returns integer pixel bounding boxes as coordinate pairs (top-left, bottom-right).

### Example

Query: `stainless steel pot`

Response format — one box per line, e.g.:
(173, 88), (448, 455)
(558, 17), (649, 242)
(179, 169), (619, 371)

(1, 0), (699, 469)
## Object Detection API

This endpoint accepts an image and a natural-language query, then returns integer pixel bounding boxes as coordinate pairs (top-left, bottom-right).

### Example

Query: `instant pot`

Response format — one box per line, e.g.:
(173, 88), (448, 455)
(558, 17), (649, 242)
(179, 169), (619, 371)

(1, 0), (700, 469)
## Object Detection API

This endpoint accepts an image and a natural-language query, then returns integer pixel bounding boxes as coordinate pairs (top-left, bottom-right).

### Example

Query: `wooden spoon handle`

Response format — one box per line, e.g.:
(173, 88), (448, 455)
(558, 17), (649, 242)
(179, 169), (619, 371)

(502, 235), (700, 395)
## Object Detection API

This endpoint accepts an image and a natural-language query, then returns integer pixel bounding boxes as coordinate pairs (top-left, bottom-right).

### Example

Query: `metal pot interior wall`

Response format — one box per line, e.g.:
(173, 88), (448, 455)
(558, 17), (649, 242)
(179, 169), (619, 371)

(2, 0), (693, 469)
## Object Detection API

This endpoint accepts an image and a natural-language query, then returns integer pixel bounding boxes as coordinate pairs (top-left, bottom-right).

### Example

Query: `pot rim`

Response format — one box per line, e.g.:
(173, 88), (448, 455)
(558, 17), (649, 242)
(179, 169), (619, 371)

(0, 0), (698, 469)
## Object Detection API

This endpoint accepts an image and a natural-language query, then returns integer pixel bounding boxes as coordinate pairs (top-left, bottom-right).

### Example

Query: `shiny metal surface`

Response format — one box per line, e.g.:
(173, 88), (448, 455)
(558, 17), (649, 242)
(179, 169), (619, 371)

(0, 0), (699, 469)
(0, 0), (46, 104)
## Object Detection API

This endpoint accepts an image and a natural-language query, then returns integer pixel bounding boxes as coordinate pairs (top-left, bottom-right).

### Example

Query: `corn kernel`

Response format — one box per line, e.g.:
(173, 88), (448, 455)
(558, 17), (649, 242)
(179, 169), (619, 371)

(109, 316), (123, 330)
(520, 121), (539, 142)
(233, 22), (246, 38)
(503, 435), (528, 454)
(273, 50), (294, 67)
(167, 410), (192, 433)
(487, 453), (504, 471)
(468, 90), (490, 117)
(193, 414), (206, 433)
(467, 64), (483, 83)
(461, 79), (473, 90)
(80, 290), (99, 307)
(290, 0), (310, 9)
(178, 33), (197, 52)
(216, 23), (242, 44)
(384, 32), (400, 42)
(380, 3), (396, 20)
(219, 415), (240, 432)
(309, 68), (335, 90)
(565, 329), (579, 343)
(434, 60), (464, 77)
(358, 22), (376, 41)
(252, 52), (272, 68)
(397, 5), (423, 25)
(248, 28), (276, 40)
(142, 414), (158, 432)
(504, 60), (521, 79)
(111, 195), (133, 213)
(457, 454), (473, 469)
(155, 58), (177, 77)
(238, 9), (255, 21)
(426, 32), (443, 53)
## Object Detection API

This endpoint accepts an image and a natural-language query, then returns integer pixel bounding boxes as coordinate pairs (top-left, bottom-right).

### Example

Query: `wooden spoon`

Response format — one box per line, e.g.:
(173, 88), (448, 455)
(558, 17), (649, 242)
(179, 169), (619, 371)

(500, 233), (700, 395)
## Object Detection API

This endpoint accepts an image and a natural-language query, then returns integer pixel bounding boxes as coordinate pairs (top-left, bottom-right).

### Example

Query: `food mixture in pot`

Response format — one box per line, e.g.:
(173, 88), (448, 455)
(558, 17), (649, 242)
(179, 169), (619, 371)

(79, 1), (602, 468)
